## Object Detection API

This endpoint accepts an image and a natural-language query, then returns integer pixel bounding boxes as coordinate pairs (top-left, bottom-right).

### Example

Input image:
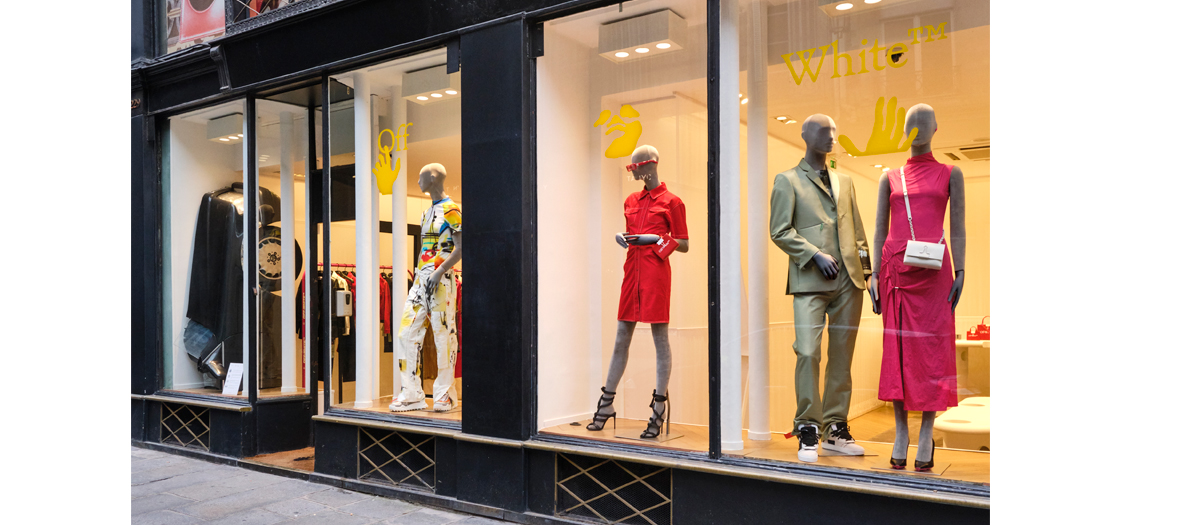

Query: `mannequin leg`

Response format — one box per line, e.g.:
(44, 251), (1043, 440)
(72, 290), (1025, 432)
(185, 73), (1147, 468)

(603, 321), (637, 393)
(917, 411), (936, 462)
(651, 323), (672, 415)
(892, 402), (910, 460)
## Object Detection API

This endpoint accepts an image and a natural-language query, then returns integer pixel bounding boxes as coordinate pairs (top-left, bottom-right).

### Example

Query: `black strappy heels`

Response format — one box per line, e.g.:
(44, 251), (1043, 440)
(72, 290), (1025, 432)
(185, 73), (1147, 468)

(586, 387), (616, 431)
(640, 390), (670, 439)
(914, 438), (936, 472)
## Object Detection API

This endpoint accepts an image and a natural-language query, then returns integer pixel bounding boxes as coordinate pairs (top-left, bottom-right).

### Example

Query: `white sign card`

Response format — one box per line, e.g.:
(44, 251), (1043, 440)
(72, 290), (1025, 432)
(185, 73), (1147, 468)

(222, 363), (244, 396)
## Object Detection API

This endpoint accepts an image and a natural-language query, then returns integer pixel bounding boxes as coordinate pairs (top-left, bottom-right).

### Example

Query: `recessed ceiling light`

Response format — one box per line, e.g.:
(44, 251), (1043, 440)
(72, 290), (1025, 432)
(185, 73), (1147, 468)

(615, 51), (629, 58)
(416, 96), (429, 101)
(741, 98), (749, 105)
(874, 164), (882, 168)
(656, 43), (671, 49)
(776, 116), (788, 121)
(219, 138), (230, 142)
(445, 90), (457, 95)
(431, 93), (442, 98)
(237, 133), (244, 137)
(865, 0), (881, 4)
(784, 119), (797, 125)
(836, 2), (854, 10)
(636, 47), (650, 53)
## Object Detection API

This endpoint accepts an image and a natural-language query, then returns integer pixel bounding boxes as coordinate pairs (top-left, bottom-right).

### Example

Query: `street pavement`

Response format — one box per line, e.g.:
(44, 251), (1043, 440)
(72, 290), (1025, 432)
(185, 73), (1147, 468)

(131, 446), (510, 525)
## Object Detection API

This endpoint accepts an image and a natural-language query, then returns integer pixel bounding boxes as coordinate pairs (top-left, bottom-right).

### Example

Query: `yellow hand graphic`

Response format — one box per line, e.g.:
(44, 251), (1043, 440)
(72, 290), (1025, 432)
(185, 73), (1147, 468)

(837, 96), (918, 157)
(373, 129), (400, 195)
(594, 104), (643, 159)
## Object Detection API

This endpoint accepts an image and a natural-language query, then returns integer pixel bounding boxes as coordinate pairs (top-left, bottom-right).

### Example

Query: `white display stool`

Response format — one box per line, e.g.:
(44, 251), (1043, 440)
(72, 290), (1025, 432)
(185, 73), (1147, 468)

(934, 397), (990, 451)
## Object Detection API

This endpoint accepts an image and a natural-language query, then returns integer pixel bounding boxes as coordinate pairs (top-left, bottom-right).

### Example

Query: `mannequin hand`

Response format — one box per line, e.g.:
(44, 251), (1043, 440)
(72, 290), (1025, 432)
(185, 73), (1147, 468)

(426, 270), (443, 295)
(615, 233), (630, 249)
(812, 252), (839, 280)
(947, 271), (964, 312)
(868, 274), (880, 315)
(624, 234), (661, 246)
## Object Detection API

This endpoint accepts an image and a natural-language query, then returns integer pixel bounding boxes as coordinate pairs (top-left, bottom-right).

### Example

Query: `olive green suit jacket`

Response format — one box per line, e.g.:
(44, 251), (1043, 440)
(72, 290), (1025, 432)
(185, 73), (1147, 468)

(769, 158), (870, 294)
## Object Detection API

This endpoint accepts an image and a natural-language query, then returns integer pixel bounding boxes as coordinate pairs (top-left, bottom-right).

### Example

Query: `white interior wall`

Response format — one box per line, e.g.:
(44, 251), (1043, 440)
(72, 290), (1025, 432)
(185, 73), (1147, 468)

(167, 117), (244, 390)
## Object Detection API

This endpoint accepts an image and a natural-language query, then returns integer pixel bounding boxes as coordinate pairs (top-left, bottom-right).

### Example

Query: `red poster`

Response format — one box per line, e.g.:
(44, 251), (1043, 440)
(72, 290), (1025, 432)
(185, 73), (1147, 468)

(179, 0), (225, 44)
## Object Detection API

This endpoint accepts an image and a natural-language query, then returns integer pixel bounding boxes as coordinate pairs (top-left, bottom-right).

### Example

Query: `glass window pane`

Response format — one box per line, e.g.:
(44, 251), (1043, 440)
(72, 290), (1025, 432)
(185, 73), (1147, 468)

(729, 0), (989, 484)
(537, 1), (710, 453)
(164, 99), (248, 398)
(159, 0), (227, 56)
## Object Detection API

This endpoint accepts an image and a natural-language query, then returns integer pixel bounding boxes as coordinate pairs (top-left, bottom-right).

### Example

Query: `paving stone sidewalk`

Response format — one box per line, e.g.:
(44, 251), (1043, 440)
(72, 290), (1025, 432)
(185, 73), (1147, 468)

(131, 446), (509, 525)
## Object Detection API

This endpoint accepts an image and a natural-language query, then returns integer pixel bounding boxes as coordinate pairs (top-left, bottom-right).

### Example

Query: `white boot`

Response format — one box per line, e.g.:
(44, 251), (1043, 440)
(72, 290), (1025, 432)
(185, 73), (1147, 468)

(797, 424), (820, 463)
(390, 388), (427, 412)
(822, 422), (865, 455)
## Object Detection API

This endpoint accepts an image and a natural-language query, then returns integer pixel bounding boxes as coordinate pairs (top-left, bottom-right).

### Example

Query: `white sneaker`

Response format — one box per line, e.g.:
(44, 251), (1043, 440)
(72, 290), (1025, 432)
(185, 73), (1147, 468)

(432, 393), (457, 412)
(797, 424), (819, 463)
(389, 389), (427, 412)
(823, 422), (865, 455)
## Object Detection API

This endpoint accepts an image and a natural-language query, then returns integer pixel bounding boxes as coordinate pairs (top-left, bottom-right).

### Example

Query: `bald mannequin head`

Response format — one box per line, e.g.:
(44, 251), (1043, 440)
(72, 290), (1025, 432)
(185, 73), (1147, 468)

(629, 145), (660, 183)
(904, 104), (937, 148)
(801, 114), (836, 155)
(418, 162), (448, 197)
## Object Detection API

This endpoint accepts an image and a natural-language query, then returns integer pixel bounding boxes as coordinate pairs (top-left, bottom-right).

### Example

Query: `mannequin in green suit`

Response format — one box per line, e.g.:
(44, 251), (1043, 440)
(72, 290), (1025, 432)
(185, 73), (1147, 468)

(769, 114), (871, 462)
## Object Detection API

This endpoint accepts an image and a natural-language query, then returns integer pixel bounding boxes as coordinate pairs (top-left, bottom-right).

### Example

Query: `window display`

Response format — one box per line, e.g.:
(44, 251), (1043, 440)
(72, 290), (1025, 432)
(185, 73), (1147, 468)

(537, 1), (710, 452)
(163, 99), (249, 397)
(315, 50), (465, 422)
(728, 0), (989, 484)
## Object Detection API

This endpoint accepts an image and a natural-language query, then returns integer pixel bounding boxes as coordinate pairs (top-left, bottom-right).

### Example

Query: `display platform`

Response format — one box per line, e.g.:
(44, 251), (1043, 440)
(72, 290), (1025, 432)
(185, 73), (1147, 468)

(542, 418), (709, 454)
(871, 461), (951, 477)
(163, 387), (310, 400)
(334, 395), (462, 422)
(614, 428), (684, 443)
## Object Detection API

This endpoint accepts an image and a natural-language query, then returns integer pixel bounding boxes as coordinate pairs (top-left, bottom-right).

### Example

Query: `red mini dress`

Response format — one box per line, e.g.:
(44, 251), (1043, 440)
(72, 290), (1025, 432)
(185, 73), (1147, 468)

(617, 182), (689, 324)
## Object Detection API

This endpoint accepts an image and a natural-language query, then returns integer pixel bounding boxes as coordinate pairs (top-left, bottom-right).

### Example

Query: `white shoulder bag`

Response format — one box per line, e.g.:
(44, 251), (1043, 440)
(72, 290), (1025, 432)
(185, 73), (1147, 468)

(900, 166), (945, 270)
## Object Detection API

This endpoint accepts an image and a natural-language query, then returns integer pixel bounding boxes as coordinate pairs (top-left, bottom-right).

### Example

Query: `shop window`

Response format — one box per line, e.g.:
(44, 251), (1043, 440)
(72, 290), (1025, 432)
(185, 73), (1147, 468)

(162, 99), (249, 398)
(536, 2), (710, 454)
(229, 0), (309, 24)
(315, 50), (465, 423)
(725, 0), (989, 485)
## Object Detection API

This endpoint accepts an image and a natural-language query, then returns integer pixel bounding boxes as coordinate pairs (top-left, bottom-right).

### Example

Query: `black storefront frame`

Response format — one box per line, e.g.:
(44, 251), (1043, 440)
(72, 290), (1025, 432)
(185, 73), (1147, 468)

(133, 0), (990, 520)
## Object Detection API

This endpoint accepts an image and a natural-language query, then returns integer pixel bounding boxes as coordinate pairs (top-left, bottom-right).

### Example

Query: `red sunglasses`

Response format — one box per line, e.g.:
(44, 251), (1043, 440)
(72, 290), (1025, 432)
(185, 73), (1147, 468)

(626, 159), (658, 172)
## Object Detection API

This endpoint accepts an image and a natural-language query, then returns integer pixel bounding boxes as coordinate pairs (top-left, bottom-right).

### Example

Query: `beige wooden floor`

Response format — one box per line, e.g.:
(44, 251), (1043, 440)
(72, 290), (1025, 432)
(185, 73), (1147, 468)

(246, 447), (315, 472)
(163, 387), (309, 400)
(541, 404), (989, 485)
(335, 395), (462, 422)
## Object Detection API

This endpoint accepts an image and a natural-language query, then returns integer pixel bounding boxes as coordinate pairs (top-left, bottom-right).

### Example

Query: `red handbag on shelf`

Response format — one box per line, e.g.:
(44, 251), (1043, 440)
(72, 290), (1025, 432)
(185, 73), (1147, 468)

(966, 316), (990, 340)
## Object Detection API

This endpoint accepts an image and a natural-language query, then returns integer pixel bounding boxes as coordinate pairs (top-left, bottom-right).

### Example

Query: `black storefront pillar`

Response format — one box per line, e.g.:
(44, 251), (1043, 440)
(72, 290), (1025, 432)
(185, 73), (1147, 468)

(457, 18), (534, 513)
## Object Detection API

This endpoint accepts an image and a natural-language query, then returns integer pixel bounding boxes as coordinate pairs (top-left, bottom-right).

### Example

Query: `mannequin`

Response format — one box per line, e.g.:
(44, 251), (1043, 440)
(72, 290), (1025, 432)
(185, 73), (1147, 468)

(869, 103), (966, 472)
(768, 114), (871, 463)
(587, 145), (689, 439)
(390, 163), (463, 412)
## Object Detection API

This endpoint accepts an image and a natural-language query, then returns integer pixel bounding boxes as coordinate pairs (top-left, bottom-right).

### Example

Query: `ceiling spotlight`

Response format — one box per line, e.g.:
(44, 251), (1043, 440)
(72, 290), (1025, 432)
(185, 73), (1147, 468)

(836, 2), (854, 10)
(741, 98), (749, 105)
(445, 89), (457, 95)
(636, 47), (650, 53)
(656, 42), (671, 49)
(615, 51), (629, 58)
(785, 119), (796, 124)
(416, 96), (428, 101)
(873, 164), (882, 168)
(404, 64), (460, 105)
(600, 11), (685, 62)
(865, 0), (881, 3)
(219, 138), (230, 142)
(237, 133), (244, 137)
(228, 136), (238, 140)
(430, 93), (442, 98)
(776, 116), (787, 121)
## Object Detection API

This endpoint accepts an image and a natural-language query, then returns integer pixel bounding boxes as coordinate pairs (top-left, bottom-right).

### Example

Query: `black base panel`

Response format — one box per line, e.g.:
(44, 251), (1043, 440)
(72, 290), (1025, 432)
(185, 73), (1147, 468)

(456, 441), (526, 512)
(210, 409), (246, 458)
(526, 449), (555, 515)
(314, 420), (357, 479)
(132, 399), (146, 442)
(672, 469), (988, 525)
(255, 398), (313, 454)
(435, 437), (458, 498)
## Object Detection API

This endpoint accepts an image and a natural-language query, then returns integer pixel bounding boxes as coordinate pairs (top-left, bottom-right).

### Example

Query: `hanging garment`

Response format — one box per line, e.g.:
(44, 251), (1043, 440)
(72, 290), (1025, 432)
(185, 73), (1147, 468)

(877, 153), (958, 412)
(617, 182), (689, 324)
(455, 273), (462, 379)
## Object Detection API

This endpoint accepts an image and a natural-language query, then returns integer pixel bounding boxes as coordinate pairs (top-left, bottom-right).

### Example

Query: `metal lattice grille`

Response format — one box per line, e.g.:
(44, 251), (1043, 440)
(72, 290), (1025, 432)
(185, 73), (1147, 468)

(160, 403), (210, 451)
(556, 453), (672, 525)
(357, 427), (435, 491)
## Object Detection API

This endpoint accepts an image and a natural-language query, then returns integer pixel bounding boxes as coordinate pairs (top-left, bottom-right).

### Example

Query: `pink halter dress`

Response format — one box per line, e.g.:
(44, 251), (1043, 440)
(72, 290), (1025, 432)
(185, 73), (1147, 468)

(877, 152), (958, 412)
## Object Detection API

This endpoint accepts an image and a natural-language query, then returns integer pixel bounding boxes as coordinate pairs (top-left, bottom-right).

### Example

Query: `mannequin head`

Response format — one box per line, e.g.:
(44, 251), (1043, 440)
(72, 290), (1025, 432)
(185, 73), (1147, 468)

(801, 114), (837, 156)
(629, 145), (660, 183)
(904, 104), (937, 149)
(418, 163), (447, 198)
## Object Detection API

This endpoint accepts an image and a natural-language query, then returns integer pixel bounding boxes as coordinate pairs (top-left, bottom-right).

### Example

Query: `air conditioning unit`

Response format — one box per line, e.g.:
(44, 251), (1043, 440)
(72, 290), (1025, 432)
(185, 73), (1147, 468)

(935, 144), (990, 162)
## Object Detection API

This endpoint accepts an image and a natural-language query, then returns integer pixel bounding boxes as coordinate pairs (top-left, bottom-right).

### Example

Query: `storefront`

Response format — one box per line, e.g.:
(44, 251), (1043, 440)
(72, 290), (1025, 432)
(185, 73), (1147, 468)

(133, 0), (990, 522)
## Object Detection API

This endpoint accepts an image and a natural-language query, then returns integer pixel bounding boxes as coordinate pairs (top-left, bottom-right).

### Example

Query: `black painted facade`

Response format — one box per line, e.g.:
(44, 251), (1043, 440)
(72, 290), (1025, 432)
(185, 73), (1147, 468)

(131, 1), (989, 523)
